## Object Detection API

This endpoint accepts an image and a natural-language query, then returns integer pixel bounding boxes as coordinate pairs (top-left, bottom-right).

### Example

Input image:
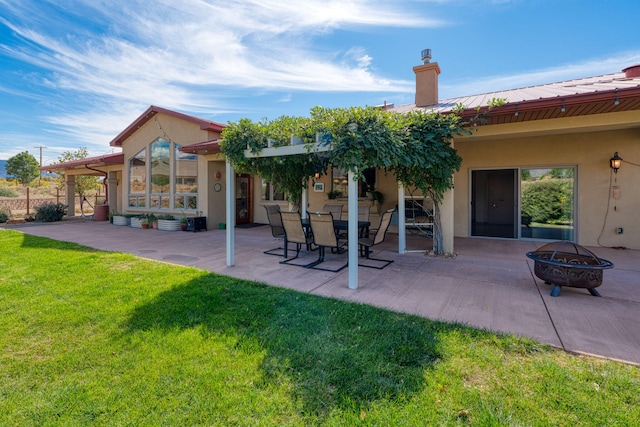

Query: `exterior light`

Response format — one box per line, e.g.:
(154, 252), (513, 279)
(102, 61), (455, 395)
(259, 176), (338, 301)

(610, 152), (622, 173)
(561, 101), (565, 113)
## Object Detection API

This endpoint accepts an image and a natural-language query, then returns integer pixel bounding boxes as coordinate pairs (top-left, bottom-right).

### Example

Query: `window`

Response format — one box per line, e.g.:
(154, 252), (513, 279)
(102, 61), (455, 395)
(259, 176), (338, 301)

(128, 148), (146, 208)
(261, 179), (285, 201)
(175, 145), (198, 209)
(520, 167), (574, 241)
(149, 139), (170, 209)
(127, 138), (198, 211)
(331, 167), (376, 198)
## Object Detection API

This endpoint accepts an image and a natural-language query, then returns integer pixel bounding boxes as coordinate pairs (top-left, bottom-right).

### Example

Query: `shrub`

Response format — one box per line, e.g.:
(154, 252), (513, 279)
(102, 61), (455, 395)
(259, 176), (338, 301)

(0, 187), (19, 197)
(0, 206), (9, 223)
(521, 179), (573, 224)
(34, 202), (68, 222)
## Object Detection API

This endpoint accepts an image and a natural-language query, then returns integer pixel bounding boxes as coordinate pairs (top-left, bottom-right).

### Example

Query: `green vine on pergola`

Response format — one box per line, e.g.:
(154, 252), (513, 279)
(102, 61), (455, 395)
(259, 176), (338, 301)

(221, 105), (494, 254)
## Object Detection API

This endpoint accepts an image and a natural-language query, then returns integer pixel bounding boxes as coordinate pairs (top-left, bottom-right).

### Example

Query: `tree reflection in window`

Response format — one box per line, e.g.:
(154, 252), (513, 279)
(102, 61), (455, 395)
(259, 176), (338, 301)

(129, 148), (146, 207)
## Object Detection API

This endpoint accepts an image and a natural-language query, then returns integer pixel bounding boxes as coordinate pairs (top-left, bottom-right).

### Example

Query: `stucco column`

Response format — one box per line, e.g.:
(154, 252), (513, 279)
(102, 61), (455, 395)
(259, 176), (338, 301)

(65, 175), (76, 217)
(440, 188), (455, 254)
(107, 172), (118, 214)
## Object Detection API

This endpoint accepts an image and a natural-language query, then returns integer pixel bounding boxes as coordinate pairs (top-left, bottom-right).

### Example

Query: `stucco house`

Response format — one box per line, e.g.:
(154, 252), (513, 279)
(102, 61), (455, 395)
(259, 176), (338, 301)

(47, 57), (640, 251)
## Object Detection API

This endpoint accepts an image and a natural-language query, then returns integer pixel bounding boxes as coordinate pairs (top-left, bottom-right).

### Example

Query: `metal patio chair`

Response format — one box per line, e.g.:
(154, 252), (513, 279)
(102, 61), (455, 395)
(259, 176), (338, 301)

(358, 208), (395, 269)
(307, 211), (348, 272)
(263, 204), (285, 256)
(279, 211), (316, 267)
(323, 204), (343, 220)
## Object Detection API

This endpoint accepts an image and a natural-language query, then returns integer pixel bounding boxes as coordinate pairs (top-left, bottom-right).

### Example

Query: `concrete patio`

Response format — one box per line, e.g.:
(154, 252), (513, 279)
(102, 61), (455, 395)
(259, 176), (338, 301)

(3, 219), (639, 365)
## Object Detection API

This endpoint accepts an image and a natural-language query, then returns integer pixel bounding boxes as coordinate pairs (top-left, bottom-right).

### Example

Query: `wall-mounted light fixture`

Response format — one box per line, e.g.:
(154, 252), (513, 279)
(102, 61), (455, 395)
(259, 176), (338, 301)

(610, 152), (622, 173)
(514, 103), (519, 117)
(561, 100), (566, 113)
(614, 88), (620, 106)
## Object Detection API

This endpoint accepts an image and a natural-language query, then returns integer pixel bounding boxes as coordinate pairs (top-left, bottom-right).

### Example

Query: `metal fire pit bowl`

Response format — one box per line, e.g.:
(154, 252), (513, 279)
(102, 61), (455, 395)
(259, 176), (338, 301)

(526, 241), (614, 297)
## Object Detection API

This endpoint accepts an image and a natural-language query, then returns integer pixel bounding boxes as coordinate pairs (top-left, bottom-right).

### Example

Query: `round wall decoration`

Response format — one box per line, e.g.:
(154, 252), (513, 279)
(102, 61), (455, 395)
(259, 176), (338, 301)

(214, 183), (222, 192)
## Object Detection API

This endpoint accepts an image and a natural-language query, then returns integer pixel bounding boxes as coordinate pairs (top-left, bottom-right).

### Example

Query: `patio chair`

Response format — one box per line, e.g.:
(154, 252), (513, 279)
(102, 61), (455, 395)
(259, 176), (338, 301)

(358, 208), (395, 269)
(323, 204), (343, 220)
(280, 211), (316, 267)
(263, 204), (285, 256)
(339, 204), (370, 239)
(307, 211), (348, 271)
(358, 204), (370, 222)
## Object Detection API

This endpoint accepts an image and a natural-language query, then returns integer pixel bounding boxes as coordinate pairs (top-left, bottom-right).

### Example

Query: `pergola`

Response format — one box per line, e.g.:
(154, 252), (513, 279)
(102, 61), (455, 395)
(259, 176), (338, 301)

(223, 140), (454, 290)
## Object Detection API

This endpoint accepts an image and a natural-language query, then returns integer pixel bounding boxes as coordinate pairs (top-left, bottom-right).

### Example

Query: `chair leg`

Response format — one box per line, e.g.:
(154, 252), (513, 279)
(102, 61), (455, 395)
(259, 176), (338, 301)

(306, 245), (348, 272)
(358, 244), (393, 269)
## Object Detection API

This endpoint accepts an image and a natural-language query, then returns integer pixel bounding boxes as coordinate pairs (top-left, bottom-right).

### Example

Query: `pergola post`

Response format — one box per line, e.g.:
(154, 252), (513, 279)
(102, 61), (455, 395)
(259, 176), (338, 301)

(301, 184), (308, 219)
(440, 187), (455, 254)
(65, 175), (76, 217)
(347, 169), (358, 289)
(107, 171), (118, 214)
(225, 159), (235, 266)
(397, 181), (406, 254)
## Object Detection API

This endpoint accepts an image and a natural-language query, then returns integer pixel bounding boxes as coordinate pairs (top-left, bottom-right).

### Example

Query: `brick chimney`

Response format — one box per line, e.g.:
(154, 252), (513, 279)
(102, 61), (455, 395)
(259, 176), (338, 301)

(413, 49), (440, 107)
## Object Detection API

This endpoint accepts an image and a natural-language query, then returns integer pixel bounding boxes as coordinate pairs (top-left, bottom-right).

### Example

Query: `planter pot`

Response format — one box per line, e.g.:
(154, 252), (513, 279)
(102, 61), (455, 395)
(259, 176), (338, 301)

(141, 223), (149, 229)
(130, 217), (143, 229)
(113, 216), (129, 226)
(157, 219), (182, 231)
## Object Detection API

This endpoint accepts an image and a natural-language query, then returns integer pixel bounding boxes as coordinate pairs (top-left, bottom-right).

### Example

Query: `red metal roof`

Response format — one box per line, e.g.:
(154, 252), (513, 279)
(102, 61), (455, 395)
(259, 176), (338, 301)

(109, 105), (226, 147)
(41, 152), (124, 172)
(391, 66), (640, 124)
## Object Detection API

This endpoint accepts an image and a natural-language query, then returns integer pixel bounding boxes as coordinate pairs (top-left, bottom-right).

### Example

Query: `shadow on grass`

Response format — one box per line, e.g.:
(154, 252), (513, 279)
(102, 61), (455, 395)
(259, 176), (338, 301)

(18, 232), (99, 252)
(124, 273), (455, 418)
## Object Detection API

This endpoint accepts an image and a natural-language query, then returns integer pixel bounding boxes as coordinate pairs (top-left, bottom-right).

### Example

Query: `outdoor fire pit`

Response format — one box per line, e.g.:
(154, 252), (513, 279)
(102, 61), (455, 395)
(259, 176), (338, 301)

(526, 241), (614, 297)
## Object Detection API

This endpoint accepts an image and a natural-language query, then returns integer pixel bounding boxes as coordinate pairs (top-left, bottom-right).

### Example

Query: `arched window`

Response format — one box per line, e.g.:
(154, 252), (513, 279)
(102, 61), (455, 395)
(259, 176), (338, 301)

(150, 138), (171, 209)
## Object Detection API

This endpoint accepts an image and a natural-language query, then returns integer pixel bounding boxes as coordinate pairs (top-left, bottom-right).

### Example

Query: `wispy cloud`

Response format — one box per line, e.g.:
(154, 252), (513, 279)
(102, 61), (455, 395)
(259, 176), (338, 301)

(0, 0), (439, 153)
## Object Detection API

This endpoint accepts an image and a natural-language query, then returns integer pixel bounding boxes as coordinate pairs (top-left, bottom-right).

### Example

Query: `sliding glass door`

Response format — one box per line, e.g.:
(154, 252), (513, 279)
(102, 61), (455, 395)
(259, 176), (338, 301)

(471, 167), (575, 241)
(520, 168), (574, 241)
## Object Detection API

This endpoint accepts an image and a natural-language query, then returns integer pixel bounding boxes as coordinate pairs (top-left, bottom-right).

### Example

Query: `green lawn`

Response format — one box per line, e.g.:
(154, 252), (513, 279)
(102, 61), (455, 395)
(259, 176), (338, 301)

(1, 230), (638, 426)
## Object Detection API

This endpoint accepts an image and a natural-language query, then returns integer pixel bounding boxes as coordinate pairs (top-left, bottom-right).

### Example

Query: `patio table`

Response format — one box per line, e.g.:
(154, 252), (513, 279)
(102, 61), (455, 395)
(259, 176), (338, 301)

(301, 218), (370, 236)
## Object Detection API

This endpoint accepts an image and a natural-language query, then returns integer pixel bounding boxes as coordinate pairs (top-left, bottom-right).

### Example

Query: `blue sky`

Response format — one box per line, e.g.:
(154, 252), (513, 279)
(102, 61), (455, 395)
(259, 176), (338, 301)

(1, 0), (639, 164)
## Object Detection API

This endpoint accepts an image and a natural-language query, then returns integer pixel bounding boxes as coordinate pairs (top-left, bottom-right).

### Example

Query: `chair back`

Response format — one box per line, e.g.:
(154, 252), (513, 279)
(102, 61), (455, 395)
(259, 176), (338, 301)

(308, 212), (338, 248)
(373, 209), (395, 245)
(264, 205), (284, 238)
(280, 211), (308, 245)
(323, 204), (343, 220)
(358, 205), (370, 222)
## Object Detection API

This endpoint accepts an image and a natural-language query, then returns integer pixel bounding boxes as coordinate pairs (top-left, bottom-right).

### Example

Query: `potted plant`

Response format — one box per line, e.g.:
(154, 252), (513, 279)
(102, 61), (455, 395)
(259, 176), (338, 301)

(327, 190), (341, 200)
(141, 217), (150, 229)
(112, 213), (129, 226)
(148, 214), (158, 229)
(368, 188), (385, 213)
(180, 215), (188, 231)
(130, 216), (144, 229)
(157, 214), (182, 231)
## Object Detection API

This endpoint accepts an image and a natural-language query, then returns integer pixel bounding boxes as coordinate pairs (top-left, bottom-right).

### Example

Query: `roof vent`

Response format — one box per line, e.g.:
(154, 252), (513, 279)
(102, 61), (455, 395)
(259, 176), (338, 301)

(622, 64), (640, 78)
(421, 48), (432, 64)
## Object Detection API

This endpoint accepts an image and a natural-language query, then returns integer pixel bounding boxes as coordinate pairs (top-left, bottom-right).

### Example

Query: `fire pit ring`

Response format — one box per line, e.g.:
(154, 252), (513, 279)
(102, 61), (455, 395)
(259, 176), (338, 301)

(526, 241), (614, 297)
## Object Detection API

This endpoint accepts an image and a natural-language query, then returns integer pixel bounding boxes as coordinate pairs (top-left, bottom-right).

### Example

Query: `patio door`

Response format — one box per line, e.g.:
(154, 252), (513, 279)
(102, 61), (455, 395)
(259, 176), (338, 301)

(235, 174), (252, 224)
(471, 169), (517, 238)
(520, 167), (574, 241)
(471, 167), (576, 241)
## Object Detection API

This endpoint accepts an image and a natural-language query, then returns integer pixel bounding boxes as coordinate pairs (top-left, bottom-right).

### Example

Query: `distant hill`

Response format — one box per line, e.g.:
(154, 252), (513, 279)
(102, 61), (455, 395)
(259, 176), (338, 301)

(0, 160), (6, 178)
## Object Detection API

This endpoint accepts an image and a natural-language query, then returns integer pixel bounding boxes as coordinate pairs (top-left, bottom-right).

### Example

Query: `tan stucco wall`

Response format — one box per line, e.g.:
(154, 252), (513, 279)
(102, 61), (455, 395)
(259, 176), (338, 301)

(454, 127), (640, 248)
(120, 111), (221, 217)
